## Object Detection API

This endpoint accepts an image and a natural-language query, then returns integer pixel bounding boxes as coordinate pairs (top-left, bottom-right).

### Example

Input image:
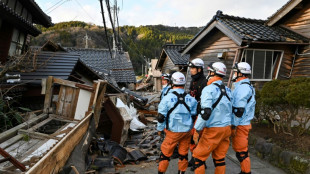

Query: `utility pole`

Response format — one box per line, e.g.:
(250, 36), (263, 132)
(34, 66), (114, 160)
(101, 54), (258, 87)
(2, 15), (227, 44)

(112, 4), (117, 50)
(83, 33), (91, 48)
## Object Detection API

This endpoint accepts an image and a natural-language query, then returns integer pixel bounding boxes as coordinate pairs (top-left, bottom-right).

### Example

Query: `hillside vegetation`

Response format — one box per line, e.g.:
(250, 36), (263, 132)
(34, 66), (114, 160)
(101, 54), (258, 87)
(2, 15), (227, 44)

(32, 21), (202, 75)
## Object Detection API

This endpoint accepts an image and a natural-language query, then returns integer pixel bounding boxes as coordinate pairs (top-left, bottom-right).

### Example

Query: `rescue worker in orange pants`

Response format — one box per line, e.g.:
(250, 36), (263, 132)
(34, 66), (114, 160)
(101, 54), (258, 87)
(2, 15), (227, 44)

(231, 62), (256, 174)
(157, 72), (198, 174)
(192, 62), (232, 174)
(187, 58), (207, 169)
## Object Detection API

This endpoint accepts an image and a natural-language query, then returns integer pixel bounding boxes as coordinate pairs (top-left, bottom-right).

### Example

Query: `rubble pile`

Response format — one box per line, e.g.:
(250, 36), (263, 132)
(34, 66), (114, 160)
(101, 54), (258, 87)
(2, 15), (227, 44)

(86, 118), (163, 173)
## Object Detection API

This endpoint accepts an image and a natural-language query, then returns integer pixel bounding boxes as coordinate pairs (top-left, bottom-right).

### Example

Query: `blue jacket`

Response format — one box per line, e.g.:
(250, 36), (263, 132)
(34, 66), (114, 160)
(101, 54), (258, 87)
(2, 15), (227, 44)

(157, 88), (197, 132)
(160, 85), (171, 100)
(232, 78), (256, 126)
(194, 80), (232, 131)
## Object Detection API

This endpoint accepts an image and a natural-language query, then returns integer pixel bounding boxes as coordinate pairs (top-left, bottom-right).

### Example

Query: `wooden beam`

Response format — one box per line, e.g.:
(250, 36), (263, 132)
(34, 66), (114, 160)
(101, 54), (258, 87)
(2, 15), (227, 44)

(0, 134), (23, 149)
(18, 129), (60, 140)
(0, 114), (48, 143)
(43, 76), (54, 114)
(26, 113), (93, 174)
(92, 82), (107, 127)
(266, 0), (303, 26)
(53, 78), (94, 92)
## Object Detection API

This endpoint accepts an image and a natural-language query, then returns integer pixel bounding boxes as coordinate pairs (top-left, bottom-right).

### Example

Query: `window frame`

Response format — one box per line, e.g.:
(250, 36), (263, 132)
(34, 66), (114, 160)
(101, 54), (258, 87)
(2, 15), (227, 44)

(241, 48), (284, 81)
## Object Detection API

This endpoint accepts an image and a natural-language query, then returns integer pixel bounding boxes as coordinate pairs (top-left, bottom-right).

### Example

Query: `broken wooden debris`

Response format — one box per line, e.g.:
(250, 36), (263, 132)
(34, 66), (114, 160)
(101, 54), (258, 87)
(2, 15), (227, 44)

(0, 77), (108, 173)
(0, 148), (26, 172)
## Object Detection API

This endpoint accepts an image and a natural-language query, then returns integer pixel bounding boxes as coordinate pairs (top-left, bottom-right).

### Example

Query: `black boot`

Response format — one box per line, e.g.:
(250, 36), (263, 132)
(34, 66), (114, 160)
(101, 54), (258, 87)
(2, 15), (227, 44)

(158, 172), (164, 174)
(177, 170), (185, 174)
(239, 172), (251, 174)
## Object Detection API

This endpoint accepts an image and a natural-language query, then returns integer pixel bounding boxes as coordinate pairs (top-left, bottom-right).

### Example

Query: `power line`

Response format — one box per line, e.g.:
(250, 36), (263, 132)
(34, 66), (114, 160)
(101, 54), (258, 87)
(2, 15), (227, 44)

(47, 0), (70, 14)
(74, 0), (96, 22)
(99, 0), (113, 59)
(45, 0), (64, 11)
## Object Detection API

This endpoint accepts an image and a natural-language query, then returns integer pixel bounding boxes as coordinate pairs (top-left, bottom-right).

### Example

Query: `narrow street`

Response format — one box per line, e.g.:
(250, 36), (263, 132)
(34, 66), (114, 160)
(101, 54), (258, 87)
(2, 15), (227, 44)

(117, 146), (286, 174)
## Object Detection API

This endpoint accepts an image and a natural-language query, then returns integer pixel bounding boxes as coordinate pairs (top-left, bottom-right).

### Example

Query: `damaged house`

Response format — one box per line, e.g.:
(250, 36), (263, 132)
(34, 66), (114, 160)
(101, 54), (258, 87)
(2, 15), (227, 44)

(0, 0), (52, 63)
(181, 1), (310, 88)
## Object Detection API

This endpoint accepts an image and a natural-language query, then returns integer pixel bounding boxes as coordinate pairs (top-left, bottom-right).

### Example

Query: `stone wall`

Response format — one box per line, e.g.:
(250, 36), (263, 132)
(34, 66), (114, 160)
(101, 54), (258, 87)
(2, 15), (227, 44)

(249, 135), (310, 174)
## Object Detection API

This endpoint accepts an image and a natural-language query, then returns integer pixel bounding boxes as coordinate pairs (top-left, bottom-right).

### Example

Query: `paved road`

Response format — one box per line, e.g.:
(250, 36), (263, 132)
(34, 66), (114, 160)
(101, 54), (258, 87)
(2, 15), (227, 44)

(117, 146), (286, 174)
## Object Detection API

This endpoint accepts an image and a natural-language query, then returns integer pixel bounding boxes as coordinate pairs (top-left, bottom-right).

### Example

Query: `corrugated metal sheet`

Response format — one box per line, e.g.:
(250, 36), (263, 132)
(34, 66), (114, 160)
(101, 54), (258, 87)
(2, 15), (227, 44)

(16, 51), (80, 84)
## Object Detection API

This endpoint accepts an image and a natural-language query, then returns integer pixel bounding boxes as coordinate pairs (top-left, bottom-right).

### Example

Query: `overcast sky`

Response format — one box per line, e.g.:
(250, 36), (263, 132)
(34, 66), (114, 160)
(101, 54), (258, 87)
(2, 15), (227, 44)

(36, 0), (289, 27)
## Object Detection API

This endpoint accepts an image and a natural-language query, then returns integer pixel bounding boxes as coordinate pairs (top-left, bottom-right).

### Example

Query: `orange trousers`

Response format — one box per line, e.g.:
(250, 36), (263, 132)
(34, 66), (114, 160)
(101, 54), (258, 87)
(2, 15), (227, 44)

(232, 124), (252, 173)
(158, 130), (191, 173)
(192, 126), (231, 174)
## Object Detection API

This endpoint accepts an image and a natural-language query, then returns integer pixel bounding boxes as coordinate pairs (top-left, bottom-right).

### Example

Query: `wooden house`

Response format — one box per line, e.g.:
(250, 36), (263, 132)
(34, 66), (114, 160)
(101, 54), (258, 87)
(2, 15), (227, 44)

(266, 0), (310, 78)
(156, 44), (190, 89)
(156, 44), (190, 74)
(181, 9), (309, 88)
(0, 0), (52, 63)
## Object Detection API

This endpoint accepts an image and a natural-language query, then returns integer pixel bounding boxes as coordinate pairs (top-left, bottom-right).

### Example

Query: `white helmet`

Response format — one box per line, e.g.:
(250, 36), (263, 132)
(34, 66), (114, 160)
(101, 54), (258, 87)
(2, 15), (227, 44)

(207, 62), (227, 76)
(233, 62), (251, 75)
(161, 73), (170, 81)
(171, 72), (186, 85)
(188, 58), (204, 68)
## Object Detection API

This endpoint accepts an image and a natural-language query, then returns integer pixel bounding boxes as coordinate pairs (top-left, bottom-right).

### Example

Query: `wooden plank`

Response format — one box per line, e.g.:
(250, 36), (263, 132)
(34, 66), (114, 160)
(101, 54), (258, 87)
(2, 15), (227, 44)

(63, 87), (74, 118)
(53, 78), (94, 92)
(56, 85), (66, 116)
(27, 113), (93, 174)
(26, 118), (53, 132)
(53, 78), (77, 88)
(18, 130), (60, 141)
(93, 82), (107, 127)
(70, 88), (80, 119)
(0, 114), (48, 143)
(43, 76), (54, 114)
(49, 114), (78, 122)
(0, 134), (23, 149)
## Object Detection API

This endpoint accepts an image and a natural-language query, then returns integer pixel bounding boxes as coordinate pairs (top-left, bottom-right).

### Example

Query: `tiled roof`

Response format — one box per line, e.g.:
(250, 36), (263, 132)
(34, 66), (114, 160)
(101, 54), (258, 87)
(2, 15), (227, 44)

(216, 11), (308, 42)
(0, 1), (41, 36)
(66, 48), (136, 83)
(182, 10), (309, 52)
(164, 44), (189, 65)
(19, 0), (52, 27)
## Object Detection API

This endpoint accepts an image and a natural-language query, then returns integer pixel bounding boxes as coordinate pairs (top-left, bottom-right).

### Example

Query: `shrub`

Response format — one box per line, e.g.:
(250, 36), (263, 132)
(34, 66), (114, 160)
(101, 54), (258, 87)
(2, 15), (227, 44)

(258, 77), (310, 136)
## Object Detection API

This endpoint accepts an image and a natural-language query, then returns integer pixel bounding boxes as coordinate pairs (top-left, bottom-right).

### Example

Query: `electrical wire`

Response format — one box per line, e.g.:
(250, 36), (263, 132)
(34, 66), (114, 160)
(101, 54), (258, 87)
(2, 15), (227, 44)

(45, 0), (64, 12)
(74, 0), (96, 22)
(99, 0), (113, 59)
(47, 0), (70, 14)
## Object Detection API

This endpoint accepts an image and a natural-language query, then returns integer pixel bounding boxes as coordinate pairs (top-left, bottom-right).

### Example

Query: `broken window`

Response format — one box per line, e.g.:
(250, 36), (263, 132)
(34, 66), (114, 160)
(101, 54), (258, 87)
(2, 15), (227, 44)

(241, 49), (283, 80)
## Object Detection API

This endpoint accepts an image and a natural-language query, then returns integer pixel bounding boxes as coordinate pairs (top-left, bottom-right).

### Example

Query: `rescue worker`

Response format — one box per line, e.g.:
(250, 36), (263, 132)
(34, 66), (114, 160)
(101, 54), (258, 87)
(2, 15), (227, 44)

(157, 72), (198, 174)
(188, 58), (208, 106)
(187, 58), (208, 168)
(160, 73), (171, 100)
(192, 62), (232, 174)
(231, 62), (256, 174)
